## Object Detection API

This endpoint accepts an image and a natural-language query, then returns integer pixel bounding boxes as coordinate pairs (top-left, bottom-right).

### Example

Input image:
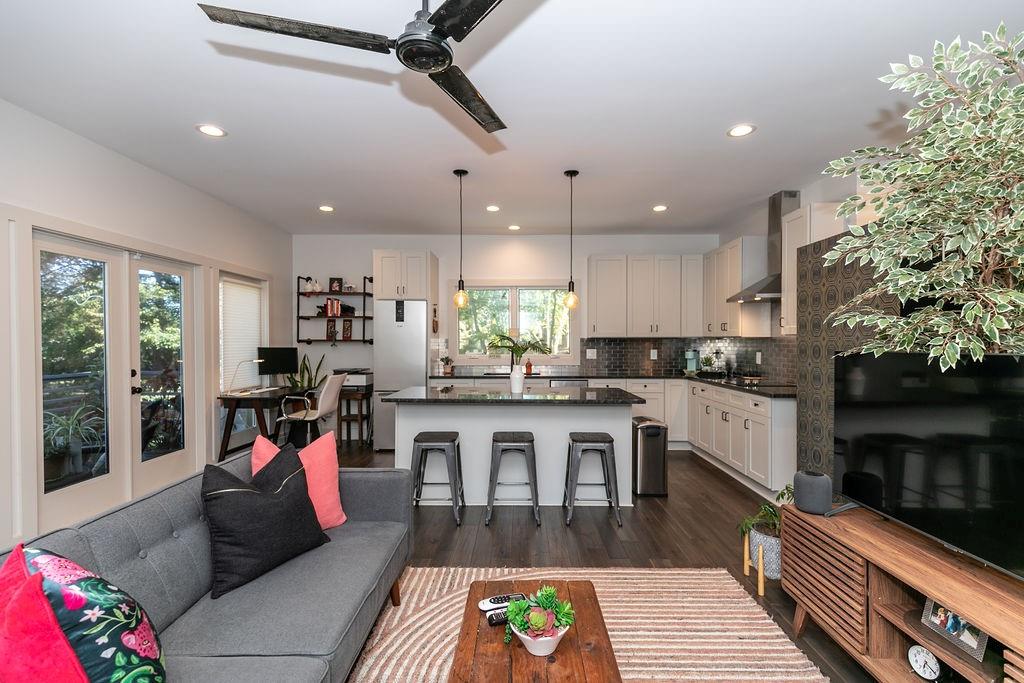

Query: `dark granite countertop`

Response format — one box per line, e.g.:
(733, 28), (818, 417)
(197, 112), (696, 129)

(382, 386), (645, 405)
(428, 369), (796, 399)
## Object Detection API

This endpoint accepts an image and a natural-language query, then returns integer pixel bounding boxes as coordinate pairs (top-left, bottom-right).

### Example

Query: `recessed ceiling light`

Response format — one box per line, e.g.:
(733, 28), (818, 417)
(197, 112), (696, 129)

(486, 205), (500, 212)
(318, 205), (335, 213)
(196, 123), (227, 137)
(652, 205), (668, 212)
(727, 123), (756, 138)
(508, 225), (521, 231)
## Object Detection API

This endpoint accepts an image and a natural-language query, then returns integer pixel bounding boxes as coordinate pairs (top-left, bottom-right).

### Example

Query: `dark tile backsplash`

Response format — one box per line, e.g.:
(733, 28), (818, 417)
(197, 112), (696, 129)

(579, 335), (797, 384)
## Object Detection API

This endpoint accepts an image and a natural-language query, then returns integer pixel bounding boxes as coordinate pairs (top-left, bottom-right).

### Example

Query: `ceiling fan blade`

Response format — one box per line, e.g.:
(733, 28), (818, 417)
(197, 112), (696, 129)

(428, 0), (504, 42)
(429, 65), (506, 133)
(198, 4), (392, 54)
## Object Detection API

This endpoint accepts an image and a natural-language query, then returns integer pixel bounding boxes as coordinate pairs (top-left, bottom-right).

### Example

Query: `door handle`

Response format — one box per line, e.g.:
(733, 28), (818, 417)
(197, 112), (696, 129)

(130, 386), (143, 395)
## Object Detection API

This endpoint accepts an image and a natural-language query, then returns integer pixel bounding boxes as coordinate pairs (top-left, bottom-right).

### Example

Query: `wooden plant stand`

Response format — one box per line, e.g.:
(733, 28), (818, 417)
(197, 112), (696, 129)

(742, 532), (766, 597)
(781, 505), (1023, 682)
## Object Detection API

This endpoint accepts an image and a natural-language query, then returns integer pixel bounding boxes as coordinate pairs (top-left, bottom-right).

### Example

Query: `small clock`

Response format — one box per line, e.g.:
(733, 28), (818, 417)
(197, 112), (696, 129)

(907, 644), (945, 680)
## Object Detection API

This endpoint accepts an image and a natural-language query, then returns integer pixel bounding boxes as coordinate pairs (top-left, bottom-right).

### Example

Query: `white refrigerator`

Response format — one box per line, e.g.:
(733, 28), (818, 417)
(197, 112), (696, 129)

(372, 300), (428, 450)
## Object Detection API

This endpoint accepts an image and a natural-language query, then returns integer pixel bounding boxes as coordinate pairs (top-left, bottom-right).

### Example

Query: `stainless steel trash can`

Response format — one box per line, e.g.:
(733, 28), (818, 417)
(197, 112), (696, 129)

(632, 416), (668, 495)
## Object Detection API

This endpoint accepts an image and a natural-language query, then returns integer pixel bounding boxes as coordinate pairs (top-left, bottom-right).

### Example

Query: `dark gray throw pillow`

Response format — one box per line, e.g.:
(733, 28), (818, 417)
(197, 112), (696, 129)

(202, 445), (328, 598)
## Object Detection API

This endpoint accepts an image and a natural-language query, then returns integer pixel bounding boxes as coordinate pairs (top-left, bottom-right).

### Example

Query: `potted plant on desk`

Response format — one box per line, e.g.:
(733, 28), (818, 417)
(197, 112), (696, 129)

(487, 334), (551, 394)
(503, 585), (576, 656)
(738, 485), (794, 594)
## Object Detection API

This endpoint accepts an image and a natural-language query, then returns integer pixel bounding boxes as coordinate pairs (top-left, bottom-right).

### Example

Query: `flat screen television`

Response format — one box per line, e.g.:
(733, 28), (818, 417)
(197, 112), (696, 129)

(257, 347), (298, 375)
(834, 353), (1024, 582)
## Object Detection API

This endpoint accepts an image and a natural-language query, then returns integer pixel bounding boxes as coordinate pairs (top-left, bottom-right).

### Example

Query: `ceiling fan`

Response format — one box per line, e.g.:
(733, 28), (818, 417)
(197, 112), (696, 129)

(198, 0), (507, 133)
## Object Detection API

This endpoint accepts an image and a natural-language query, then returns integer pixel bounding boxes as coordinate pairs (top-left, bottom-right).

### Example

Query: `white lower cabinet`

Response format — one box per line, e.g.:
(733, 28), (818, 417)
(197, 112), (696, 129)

(744, 413), (772, 486)
(666, 380), (687, 441)
(627, 380), (664, 421)
(711, 404), (731, 462)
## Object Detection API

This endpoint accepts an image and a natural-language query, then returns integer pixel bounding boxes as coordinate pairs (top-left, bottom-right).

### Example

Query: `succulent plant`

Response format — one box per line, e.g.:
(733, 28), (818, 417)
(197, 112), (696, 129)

(504, 585), (575, 644)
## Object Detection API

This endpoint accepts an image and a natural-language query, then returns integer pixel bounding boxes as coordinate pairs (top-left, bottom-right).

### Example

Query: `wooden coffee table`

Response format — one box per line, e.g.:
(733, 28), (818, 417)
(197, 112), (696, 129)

(449, 579), (621, 682)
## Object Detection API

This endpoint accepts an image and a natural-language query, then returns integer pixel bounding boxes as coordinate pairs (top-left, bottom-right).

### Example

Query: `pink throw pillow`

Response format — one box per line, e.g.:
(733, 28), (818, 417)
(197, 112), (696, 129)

(252, 433), (346, 529)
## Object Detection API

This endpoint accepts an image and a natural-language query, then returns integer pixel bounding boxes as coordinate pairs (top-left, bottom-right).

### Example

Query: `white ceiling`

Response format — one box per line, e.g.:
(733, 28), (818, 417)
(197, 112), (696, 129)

(2, 1), (1022, 235)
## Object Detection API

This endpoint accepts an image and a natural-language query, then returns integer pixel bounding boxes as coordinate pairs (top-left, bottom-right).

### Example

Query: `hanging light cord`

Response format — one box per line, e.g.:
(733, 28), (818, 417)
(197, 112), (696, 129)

(569, 172), (574, 282)
(458, 172), (464, 279)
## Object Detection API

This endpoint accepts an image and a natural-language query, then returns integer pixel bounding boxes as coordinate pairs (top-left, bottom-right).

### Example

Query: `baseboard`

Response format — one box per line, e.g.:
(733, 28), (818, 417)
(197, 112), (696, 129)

(681, 447), (779, 503)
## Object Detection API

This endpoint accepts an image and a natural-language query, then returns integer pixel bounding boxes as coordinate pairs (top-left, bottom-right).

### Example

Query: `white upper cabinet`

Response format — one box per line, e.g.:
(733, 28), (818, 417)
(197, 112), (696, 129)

(588, 255), (628, 337)
(681, 255), (704, 337)
(627, 255), (682, 337)
(373, 249), (437, 300)
(702, 237), (770, 338)
(780, 204), (843, 335)
(702, 253), (715, 335)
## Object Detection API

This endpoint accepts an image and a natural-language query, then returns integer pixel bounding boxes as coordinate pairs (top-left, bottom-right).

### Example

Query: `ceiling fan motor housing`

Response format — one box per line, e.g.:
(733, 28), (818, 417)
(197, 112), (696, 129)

(396, 10), (453, 73)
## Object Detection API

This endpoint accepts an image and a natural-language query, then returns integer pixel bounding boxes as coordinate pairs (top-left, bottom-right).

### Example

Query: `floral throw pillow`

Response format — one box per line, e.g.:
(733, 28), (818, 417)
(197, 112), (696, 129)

(0, 544), (166, 682)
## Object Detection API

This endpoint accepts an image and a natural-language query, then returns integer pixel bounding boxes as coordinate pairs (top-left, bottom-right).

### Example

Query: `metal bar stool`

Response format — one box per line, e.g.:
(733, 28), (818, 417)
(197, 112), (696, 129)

(486, 432), (541, 527)
(410, 431), (465, 526)
(563, 431), (622, 527)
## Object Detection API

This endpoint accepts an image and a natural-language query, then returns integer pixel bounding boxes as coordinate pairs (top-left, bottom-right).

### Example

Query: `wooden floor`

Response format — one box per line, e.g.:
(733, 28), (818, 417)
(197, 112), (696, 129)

(338, 442), (872, 682)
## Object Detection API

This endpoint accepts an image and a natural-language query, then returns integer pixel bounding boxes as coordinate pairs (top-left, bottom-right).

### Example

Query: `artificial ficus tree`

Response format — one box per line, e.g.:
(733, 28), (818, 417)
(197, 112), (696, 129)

(824, 23), (1024, 371)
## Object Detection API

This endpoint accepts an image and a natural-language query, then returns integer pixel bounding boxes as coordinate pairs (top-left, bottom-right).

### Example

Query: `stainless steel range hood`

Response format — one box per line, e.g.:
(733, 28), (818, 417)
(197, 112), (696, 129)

(727, 190), (799, 303)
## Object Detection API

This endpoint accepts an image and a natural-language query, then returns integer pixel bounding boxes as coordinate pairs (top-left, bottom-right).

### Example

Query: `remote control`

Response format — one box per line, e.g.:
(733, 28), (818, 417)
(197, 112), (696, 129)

(477, 593), (526, 612)
(486, 608), (508, 627)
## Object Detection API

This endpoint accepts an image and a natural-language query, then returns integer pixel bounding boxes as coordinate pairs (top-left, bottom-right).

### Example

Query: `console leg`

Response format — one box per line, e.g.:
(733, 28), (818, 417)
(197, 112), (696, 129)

(793, 604), (808, 638)
(389, 579), (401, 607)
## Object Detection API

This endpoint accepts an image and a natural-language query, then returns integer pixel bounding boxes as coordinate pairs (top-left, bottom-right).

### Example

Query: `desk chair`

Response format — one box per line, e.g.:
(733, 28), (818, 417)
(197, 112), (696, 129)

(277, 373), (347, 447)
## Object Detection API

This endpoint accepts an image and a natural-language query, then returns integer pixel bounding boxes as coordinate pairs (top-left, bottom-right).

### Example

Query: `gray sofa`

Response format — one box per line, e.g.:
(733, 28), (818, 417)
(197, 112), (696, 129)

(1, 452), (412, 683)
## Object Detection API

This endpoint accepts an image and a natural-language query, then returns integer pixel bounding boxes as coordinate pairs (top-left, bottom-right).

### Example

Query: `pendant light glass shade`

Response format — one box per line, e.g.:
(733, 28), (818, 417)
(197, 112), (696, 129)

(453, 169), (469, 309)
(563, 170), (580, 310)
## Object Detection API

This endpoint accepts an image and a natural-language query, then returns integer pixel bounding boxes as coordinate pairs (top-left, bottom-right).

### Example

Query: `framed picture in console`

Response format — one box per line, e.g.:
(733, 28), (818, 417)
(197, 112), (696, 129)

(921, 598), (989, 662)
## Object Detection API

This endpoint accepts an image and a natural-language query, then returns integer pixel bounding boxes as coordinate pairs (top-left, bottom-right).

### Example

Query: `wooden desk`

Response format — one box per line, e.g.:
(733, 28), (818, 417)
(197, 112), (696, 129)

(217, 388), (294, 462)
(449, 579), (620, 683)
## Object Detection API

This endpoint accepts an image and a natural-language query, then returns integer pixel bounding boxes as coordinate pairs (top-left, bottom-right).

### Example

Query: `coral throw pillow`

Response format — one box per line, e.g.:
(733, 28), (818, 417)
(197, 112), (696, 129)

(0, 544), (166, 682)
(252, 432), (346, 529)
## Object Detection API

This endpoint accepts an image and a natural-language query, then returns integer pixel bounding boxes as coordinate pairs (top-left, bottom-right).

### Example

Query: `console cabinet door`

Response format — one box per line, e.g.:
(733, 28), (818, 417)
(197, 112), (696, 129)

(588, 255), (628, 337)
(373, 250), (403, 299)
(654, 255), (682, 337)
(627, 255), (656, 337)
(744, 413), (772, 486)
(666, 380), (686, 441)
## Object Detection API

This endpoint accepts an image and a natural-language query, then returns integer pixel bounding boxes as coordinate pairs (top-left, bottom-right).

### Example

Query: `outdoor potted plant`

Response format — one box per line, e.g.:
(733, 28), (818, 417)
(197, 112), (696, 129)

(737, 485), (794, 581)
(503, 585), (576, 657)
(487, 334), (551, 394)
(42, 406), (104, 478)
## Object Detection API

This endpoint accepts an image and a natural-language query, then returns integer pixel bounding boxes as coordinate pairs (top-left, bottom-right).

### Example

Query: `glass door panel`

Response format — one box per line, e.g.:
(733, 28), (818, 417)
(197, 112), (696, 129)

(137, 269), (185, 461)
(39, 251), (111, 493)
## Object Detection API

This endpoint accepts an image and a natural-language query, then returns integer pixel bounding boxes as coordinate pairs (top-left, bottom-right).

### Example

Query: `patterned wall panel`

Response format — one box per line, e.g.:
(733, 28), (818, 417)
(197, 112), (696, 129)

(795, 236), (899, 473)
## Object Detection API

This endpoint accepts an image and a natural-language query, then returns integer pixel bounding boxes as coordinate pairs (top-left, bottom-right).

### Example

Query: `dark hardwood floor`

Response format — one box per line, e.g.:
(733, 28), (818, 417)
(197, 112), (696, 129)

(337, 442), (872, 682)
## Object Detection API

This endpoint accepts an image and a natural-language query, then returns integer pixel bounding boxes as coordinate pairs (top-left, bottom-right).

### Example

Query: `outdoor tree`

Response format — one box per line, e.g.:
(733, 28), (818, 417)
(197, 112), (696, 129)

(824, 23), (1024, 370)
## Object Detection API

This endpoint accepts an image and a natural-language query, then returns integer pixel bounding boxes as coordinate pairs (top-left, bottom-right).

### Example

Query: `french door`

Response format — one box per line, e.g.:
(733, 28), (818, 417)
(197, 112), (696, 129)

(35, 234), (197, 530)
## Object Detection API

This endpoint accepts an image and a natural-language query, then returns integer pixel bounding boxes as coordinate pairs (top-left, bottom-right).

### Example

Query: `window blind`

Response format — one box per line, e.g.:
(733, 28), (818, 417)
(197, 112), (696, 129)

(219, 277), (264, 391)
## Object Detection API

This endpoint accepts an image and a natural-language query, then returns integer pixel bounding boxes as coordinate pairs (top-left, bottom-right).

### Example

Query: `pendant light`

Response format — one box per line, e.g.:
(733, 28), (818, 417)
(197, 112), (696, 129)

(452, 169), (470, 309)
(563, 169), (580, 310)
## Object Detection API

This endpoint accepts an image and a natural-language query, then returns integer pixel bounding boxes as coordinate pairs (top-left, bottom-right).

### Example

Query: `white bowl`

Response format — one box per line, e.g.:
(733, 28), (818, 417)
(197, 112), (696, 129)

(512, 625), (570, 657)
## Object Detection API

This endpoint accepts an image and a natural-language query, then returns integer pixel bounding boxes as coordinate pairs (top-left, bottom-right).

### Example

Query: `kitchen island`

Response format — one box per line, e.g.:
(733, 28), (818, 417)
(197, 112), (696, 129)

(382, 386), (644, 507)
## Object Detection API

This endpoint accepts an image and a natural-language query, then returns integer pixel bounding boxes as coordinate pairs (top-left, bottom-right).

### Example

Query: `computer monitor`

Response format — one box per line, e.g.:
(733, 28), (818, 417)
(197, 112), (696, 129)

(257, 347), (298, 375)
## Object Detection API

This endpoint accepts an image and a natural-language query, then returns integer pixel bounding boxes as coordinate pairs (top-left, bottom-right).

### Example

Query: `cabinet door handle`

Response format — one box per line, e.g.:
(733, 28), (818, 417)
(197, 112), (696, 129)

(655, 324), (659, 332)
(744, 418), (750, 430)
(723, 412), (730, 422)
(650, 324), (653, 332)
(691, 387), (697, 396)
(707, 323), (712, 332)
(705, 405), (710, 415)
(396, 285), (400, 295)
(720, 323), (726, 331)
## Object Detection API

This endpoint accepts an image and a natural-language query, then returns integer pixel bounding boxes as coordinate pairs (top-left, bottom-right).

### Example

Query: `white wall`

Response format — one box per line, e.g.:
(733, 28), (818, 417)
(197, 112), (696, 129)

(292, 233), (719, 372)
(0, 99), (293, 547)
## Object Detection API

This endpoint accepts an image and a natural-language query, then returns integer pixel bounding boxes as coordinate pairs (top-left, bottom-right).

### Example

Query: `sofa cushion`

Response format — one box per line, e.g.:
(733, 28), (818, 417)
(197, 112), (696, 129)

(203, 447), (328, 598)
(160, 521), (407, 682)
(253, 434), (347, 530)
(165, 655), (329, 683)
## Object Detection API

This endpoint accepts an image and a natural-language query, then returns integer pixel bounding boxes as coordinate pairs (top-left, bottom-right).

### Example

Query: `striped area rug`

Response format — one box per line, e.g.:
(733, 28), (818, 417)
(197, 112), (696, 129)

(350, 567), (827, 682)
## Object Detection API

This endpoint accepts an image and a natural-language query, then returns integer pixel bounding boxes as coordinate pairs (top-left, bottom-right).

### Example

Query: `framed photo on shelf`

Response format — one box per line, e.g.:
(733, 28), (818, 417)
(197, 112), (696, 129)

(342, 318), (353, 341)
(328, 277), (345, 293)
(921, 598), (988, 662)
(326, 318), (337, 341)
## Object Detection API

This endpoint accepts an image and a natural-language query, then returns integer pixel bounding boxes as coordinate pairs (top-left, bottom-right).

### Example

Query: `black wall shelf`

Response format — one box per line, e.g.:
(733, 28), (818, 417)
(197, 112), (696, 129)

(296, 275), (373, 346)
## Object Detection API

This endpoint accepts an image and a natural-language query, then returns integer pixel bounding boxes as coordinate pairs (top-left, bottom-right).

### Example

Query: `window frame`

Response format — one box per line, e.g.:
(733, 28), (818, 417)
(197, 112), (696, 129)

(448, 278), (579, 366)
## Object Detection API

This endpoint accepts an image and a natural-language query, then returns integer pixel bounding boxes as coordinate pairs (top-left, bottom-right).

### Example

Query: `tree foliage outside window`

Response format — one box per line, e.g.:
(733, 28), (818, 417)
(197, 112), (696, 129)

(457, 286), (572, 358)
(138, 270), (185, 460)
(824, 24), (1024, 371)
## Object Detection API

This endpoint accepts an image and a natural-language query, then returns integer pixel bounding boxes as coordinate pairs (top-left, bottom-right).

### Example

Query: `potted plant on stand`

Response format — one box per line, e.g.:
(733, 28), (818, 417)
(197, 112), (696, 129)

(738, 485), (793, 595)
(43, 406), (104, 479)
(487, 334), (551, 394)
(503, 585), (576, 656)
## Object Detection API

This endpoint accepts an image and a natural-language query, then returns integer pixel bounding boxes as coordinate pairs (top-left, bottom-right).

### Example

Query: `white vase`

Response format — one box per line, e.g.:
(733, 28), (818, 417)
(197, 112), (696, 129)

(513, 625), (569, 657)
(509, 365), (525, 394)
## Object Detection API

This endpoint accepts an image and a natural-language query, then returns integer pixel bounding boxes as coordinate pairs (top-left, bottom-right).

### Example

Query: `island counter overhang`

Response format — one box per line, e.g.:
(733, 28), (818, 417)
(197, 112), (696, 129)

(383, 387), (645, 507)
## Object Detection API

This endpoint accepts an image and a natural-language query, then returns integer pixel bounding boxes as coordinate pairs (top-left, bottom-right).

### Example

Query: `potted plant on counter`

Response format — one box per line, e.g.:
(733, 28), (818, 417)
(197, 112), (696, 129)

(440, 356), (454, 376)
(487, 334), (551, 394)
(738, 485), (794, 585)
(503, 585), (576, 656)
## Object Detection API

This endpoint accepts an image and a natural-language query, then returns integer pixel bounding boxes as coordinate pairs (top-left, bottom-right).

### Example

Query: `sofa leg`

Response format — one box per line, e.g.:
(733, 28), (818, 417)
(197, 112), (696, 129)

(389, 579), (401, 607)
